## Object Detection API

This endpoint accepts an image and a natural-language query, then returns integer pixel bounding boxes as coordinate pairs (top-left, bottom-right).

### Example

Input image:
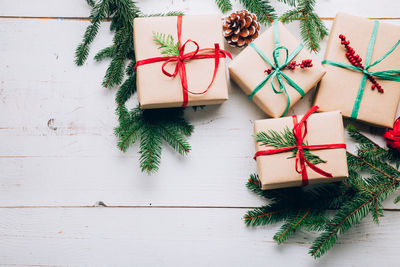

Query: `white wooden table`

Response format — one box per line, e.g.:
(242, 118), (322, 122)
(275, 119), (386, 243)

(1, 0), (400, 266)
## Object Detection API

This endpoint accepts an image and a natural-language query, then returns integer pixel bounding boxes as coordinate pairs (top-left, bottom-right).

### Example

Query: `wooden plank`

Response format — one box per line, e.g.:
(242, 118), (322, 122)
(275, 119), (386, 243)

(0, 0), (399, 19)
(0, 207), (399, 266)
(1, 18), (400, 208)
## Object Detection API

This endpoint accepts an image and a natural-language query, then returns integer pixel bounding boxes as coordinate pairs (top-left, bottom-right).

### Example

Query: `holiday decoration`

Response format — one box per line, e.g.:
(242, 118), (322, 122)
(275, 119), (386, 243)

(384, 117), (400, 151)
(216, 0), (328, 52)
(229, 21), (325, 117)
(134, 15), (231, 109)
(253, 107), (347, 189)
(223, 10), (260, 48)
(315, 13), (400, 128)
(75, 0), (195, 173)
(245, 124), (400, 258)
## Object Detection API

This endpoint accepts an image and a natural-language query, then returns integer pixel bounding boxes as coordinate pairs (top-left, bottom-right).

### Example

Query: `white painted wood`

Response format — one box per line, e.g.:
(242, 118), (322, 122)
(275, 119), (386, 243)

(1, 0), (400, 265)
(1, 0), (400, 18)
(0, 207), (399, 266)
(1, 17), (400, 208)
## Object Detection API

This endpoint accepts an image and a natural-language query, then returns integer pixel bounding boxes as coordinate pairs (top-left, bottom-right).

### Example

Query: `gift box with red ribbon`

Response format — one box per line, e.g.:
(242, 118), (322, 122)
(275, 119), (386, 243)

(134, 15), (231, 109)
(253, 106), (348, 190)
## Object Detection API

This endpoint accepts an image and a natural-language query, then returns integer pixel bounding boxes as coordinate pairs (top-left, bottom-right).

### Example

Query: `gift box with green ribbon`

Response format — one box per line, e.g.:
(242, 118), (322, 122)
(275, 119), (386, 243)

(315, 13), (400, 128)
(229, 21), (326, 118)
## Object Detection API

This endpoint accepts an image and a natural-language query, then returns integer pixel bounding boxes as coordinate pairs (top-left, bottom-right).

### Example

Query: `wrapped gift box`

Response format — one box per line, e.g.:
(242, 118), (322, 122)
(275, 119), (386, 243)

(134, 15), (229, 109)
(229, 21), (326, 118)
(254, 110), (348, 190)
(314, 13), (400, 128)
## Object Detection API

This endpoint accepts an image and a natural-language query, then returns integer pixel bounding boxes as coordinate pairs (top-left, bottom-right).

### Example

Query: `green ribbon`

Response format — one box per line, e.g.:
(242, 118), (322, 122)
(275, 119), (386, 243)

(248, 20), (306, 117)
(322, 21), (400, 119)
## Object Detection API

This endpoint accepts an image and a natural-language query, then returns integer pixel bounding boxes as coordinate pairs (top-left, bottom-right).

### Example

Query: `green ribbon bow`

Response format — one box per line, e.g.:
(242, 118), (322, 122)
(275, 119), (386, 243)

(322, 20), (400, 119)
(248, 20), (306, 117)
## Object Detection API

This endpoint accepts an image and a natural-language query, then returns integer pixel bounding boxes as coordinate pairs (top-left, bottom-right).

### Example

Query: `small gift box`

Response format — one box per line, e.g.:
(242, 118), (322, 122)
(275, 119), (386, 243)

(253, 106), (348, 190)
(315, 13), (400, 128)
(134, 15), (231, 109)
(229, 21), (326, 118)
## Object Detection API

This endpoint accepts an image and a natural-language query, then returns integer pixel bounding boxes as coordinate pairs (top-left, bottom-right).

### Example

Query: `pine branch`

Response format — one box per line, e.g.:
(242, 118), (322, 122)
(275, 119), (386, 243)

(152, 32), (179, 57)
(245, 125), (400, 258)
(141, 11), (185, 17)
(115, 106), (193, 173)
(255, 127), (326, 165)
(279, 0), (328, 52)
(215, 0), (233, 13)
(75, 1), (192, 173)
(86, 0), (96, 8)
(75, 0), (110, 66)
(239, 0), (277, 24)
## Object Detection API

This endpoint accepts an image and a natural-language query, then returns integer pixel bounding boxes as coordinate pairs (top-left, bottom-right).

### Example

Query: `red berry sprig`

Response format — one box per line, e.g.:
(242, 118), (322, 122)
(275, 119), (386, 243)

(339, 34), (383, 93)
(264, 59), (313, 74)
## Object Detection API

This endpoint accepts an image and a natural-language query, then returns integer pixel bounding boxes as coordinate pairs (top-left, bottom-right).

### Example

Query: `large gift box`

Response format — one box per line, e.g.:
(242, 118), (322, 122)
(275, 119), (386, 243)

(315, 13), (400, 128)
(134, 15), (231, 109)
(253, 107), (348, 190)
(229, 21), (326, 118)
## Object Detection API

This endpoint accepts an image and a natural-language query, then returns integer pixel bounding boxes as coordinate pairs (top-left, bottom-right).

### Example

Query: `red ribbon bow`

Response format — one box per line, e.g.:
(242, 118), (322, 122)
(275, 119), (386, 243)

(383, 117), (400, 151)
(253, 106), (347, 186)
(135, 15), (232, 108)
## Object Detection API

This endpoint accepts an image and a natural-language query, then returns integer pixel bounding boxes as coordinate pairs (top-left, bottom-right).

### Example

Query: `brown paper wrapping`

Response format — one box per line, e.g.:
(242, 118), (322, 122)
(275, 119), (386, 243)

(314, 13), (400, 128)
(229, 22), (326, 118)
(133, 15), (228, 109)
(254, 110), (348, 190)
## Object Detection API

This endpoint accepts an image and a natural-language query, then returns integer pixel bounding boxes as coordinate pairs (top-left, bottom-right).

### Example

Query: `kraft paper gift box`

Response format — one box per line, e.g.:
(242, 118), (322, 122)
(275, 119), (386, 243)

(253, 109), (348, 190)
(229, 21), (326, 118)
(133, 15), (229, 109)
(314, 13), (400, 128)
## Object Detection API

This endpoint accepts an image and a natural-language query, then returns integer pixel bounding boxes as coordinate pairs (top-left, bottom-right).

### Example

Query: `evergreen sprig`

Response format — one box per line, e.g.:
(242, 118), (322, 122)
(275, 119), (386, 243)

(245, 125), (400, 258)
(215, 0), (327, 52)
(115, 105), (193, 172)
(152, 32), (180, 57)
(280, 0), (328, 52)
(239, 0), (277, 23)
(255, 127), (326, 165)
(216, 0), (233, 13)
(75, 0), (192, 173)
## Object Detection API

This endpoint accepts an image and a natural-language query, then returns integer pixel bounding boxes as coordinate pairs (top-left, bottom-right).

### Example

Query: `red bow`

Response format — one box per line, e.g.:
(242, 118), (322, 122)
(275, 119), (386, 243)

(383, 117), (400, 151)
(135, 15), (232, 108)
(254, 106), (347, 186)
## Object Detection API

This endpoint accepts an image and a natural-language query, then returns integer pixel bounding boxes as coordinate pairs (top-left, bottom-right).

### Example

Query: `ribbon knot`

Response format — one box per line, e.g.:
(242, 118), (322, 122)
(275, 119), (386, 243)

(248, 21), (306, 117)
(135, 15), (232, 108)
(253, 106), (347, 187)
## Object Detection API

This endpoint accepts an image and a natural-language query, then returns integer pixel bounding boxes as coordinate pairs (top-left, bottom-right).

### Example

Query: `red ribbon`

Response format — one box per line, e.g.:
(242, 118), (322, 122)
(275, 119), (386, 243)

(254, 106), (347, 186)
(135, 15), (232, 108)
(383, 117), (400, 151)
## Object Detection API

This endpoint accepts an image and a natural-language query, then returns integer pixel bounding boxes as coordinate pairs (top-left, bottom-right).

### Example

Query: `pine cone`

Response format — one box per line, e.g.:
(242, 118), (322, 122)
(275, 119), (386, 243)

(223, 10), (260, 48)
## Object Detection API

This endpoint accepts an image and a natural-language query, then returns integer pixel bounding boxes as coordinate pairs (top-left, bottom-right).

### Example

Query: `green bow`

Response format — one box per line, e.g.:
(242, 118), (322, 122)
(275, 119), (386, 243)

(322, 20), (400, 119)
(248, 20), (306, 117)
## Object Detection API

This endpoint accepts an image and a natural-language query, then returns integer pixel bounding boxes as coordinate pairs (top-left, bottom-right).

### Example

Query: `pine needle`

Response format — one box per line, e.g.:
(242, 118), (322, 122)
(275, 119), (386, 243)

(75, 0), (191, 173)
(245, 125), (400, 258)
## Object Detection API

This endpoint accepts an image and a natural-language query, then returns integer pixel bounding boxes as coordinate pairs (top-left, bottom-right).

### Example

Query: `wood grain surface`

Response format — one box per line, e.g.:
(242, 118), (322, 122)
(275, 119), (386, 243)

(0, 0), (399, 266)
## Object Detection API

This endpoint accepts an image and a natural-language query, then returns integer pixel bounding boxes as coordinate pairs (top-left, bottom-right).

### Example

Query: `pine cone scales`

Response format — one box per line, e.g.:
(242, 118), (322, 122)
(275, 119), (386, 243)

(223, 10), (260, 48)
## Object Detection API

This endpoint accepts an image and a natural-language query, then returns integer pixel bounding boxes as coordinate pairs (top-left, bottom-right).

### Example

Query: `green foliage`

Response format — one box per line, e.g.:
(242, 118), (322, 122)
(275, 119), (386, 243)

(141, 11), (185, 17)
(280, 0), (328, 52)
(255, 127), (326, 165)
(152, 32), (180, 57)
(215, 0), (233, 13)
(115, 106), (193, 173)
(75, 0), (192, 173)
(215, 0), (327, 52)
(245, 125), (400, 258)
(239, 0), (277, 23)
